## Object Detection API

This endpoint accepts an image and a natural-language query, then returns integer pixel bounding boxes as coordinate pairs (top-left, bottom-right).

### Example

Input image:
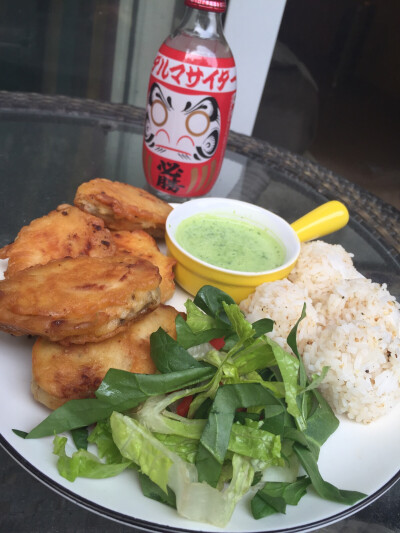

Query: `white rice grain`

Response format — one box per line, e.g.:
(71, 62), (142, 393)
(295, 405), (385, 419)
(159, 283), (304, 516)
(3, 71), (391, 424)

(240, 240), (400, 424)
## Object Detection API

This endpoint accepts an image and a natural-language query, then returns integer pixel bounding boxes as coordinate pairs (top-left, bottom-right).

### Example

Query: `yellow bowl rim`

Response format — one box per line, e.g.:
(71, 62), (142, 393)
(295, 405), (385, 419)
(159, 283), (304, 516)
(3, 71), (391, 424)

(165, 197), (301, 280)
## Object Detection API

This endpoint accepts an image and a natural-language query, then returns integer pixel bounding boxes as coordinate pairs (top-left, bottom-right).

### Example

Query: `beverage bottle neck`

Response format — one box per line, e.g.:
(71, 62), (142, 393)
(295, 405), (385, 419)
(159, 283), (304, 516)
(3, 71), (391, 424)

(165, 6), (231, 58)
(173, 6), (223, 41)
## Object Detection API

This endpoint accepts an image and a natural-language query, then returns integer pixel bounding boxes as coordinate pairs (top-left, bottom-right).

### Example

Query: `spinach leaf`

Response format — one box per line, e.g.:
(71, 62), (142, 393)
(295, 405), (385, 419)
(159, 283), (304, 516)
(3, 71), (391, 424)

(221, 333), (240, 351)
(234, 411), (261, 424)
(177, 287), (271, 351)
(191, 397), (213, 419)
(287, 304), (306, 361)
(195, 383), (281, 487)
(287, 304), (313, 427)
(251, 491), (286, 517)
(150, 328), (206, 372)
(175, 314), (229, 349)
(261, 395), (295, 437)
(232, 338), (276, 374)
(193, 285), (235, 321)
(12, 429), (28, 439)
(252, 318), (274, 337)
(71, 427), (89, 450)
(293, 443), (366, 505)
(303, 389), (339, 458)
(251, 476), (311, 518)
(139, 472), (177, 508)
(24, 367), (215, 438)
(26, 399), (115, 439)
(282, 427), (309, 448)
(95, 367), (215, 410)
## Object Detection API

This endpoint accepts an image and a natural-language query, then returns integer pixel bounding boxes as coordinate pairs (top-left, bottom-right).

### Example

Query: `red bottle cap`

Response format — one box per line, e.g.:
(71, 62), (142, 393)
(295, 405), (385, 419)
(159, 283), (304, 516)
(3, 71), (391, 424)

(184, 0), (227, 13)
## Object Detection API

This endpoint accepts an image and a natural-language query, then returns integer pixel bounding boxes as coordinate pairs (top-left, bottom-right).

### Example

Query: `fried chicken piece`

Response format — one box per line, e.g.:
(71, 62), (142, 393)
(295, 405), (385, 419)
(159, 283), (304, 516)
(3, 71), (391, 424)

(0, 244), (10, 260)
(0, 255), (161, 344)
(0, 204), (116, 278)
(74, 178), (172, 237)
(31, 304), (180, 409)
(112, 230), (176, 303)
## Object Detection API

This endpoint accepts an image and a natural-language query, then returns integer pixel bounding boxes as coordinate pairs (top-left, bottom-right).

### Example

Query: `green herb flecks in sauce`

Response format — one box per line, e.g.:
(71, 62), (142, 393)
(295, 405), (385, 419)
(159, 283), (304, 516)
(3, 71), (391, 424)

(175, 213), (286, 272)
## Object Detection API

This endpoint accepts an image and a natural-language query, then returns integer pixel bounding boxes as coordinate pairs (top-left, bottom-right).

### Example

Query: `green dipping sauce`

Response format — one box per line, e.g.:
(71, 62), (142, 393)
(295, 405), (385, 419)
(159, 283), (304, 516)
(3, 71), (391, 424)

(175, 213), (286, 272)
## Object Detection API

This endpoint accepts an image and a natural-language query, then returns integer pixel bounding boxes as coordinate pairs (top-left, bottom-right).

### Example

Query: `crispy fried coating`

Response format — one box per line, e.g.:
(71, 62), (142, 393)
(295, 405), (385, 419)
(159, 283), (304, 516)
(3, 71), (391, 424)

(112, 230), (176, 303)
(0, 244), (10, 260)
(31, 305), (180, 409)
(74, 178), (172, 237)
(0, 255), (161, 344)
(0, 204), (116, 278)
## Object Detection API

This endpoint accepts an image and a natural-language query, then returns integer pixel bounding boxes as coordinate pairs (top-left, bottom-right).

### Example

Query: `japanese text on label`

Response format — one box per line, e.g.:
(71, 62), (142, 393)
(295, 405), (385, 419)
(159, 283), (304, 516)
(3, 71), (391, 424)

(151, 53), (236, 93)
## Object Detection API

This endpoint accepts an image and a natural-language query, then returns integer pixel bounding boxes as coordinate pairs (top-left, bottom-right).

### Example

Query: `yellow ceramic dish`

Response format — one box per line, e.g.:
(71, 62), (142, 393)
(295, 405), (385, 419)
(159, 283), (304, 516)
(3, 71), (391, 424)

(165, 198), (349, 303)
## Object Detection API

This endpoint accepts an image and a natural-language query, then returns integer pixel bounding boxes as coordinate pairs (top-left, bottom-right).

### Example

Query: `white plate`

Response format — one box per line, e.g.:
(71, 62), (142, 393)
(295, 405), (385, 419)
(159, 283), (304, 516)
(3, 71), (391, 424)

(0, 260), (399, 532)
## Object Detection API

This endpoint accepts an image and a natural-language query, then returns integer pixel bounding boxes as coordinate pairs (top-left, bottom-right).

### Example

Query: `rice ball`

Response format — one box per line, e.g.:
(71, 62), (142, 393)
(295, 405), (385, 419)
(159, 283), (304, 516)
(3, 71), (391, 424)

(318, 277), (400, 338)
(240, 278), (321, 352)
(302, 321), (400, 423)
(288, 241), (362, 302)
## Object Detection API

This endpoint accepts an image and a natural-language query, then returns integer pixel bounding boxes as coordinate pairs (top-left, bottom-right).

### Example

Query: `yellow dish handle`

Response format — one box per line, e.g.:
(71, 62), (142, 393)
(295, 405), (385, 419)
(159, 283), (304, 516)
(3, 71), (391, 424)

(290, 200), (349, 242)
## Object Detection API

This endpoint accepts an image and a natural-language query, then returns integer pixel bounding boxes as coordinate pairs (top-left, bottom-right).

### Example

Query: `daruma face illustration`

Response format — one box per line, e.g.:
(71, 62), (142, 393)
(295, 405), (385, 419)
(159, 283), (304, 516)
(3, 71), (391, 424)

(144, 82), (220, 163)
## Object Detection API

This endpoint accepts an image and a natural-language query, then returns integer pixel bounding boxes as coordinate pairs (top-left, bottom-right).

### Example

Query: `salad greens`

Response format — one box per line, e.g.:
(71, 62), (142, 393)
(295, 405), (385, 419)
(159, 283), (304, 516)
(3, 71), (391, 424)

(15, 285), (366, 527)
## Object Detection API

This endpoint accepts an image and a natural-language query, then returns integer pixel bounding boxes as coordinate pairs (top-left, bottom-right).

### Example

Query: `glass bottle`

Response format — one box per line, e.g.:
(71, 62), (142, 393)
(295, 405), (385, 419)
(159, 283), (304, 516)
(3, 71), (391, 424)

(142, 0), (236, 200)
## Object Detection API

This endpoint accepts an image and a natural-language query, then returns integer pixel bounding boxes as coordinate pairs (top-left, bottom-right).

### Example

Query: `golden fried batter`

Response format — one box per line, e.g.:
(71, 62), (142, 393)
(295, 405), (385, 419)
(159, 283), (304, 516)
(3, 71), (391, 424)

(31, 305), (180, 409)
(0, 244), (10, 260)
(0, 204), (115, 278)
(74, 178), (172, 237)
(0, 255), (161, 344)
(112, 230), (176, 303)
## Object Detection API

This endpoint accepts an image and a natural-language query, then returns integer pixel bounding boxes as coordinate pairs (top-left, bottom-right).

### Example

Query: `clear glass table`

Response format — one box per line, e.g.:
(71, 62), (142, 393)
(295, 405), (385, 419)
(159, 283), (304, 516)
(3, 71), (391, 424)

(0, 92), (398, 533)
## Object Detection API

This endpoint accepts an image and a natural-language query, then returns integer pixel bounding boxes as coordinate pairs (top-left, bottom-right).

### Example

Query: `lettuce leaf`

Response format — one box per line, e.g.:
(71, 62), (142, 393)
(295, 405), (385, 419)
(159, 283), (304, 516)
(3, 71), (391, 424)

(110, 412), (181, 493)
(133, 394), (206, 439)
(110, 411), (255, 527)
(153, 433), (198, 463)
(88, 419), (125, 464)
(229, 423), (283, 466)
(195, 383), (284, 487)
(53, 435), (131, 482)
(265, 337), (304, 427)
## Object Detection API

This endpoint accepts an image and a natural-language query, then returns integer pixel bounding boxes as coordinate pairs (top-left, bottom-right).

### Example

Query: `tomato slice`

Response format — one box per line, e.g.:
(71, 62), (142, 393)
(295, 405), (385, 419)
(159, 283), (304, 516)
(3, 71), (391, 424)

(209, 337), (225, 350)
(176, 395), (194, 417)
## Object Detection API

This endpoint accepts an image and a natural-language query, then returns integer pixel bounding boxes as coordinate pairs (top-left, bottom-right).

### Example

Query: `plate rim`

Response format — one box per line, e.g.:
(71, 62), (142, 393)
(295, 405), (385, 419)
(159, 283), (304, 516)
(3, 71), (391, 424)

(1, 433), (399, 533)
(0, 92), (399, 531)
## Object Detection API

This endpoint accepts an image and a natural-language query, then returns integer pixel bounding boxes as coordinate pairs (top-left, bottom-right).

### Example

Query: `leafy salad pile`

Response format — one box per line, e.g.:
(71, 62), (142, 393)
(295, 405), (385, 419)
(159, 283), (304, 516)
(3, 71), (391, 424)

(16, 286), (365, 527)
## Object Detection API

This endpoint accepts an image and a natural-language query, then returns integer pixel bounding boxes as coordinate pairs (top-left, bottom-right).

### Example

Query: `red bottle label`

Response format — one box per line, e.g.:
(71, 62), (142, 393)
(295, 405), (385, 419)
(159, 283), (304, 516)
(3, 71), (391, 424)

(143, 43), (236, 197)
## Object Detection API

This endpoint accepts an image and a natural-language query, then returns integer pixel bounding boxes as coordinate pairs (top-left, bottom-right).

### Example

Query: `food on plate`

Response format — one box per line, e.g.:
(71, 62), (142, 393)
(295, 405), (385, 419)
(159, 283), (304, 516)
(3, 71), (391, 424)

(175, 213), (286, 272)
(0, 179), (179, 415)
(2, 177), (397, 528)
(0, 255), (161, 344)
(0, 244), (10, 259)
(0, 204), (116, 277)
(112, 229), (176, 303)
(21, 285), (366, 528)
(74, 178), (172, 237)
(31, 305), (180, 410)
(240, 240), (400, 423)
(239, 278), (320, 353)
(286, 240), (363, 301)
